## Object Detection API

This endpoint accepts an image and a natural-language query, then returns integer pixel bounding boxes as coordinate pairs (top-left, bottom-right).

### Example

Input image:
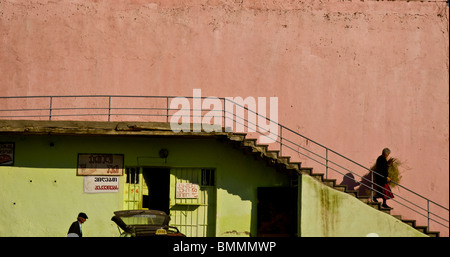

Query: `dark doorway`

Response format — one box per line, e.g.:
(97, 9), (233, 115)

(257, 187), (298, 237)
(142, 168), (170, 215)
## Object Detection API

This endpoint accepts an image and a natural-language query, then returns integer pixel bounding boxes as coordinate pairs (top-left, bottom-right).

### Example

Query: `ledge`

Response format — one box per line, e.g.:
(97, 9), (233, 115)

(0, 119), (228, 138)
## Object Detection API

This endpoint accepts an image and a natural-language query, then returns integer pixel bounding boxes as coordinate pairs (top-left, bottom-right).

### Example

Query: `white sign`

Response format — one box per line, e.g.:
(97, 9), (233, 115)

(176, 183), (199, 199)
(84, 176), (119, 193)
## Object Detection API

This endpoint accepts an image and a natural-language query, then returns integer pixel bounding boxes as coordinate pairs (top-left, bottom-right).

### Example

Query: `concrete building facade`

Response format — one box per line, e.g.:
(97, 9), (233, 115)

(0, 0), (448, 236)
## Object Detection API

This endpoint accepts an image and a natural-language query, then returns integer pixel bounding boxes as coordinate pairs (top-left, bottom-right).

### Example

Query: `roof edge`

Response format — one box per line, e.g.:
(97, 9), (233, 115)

(0, 119), (228, 138)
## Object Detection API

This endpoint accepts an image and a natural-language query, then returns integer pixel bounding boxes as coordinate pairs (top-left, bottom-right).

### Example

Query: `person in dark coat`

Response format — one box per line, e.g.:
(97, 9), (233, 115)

(373, 148), (394, 208)
(67, 212), (88, 237)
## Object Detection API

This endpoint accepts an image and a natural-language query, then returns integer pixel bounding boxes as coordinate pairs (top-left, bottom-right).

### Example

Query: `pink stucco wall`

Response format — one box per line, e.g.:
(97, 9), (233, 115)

(1, 0), (448, 235)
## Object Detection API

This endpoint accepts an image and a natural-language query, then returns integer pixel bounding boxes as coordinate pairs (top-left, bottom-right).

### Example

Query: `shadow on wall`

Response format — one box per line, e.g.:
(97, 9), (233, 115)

(339, 173), (360, 191)
(339, 172), (373, 197)
(340, 172), (374, 197)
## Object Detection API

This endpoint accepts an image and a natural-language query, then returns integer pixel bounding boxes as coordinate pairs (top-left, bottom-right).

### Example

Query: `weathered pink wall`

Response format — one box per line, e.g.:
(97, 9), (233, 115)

(1, 0), (448, 235)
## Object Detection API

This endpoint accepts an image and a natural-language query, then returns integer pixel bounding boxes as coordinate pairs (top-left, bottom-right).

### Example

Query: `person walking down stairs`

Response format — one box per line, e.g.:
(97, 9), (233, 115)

(372, 148), (395, 208)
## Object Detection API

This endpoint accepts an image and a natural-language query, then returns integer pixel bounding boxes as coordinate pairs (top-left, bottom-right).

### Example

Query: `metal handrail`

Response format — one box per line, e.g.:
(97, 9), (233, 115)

(1, 95), (448, 234)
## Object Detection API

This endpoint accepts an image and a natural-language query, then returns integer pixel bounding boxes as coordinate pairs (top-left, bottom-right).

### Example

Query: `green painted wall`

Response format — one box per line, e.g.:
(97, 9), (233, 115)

(299, 175), (427, 237)
(0, 134), (290, 237)
(0, 133), (428, 237)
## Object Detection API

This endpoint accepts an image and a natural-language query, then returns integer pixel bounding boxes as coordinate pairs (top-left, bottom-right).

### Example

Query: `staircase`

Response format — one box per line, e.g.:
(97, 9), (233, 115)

(224, 131), (441, 237)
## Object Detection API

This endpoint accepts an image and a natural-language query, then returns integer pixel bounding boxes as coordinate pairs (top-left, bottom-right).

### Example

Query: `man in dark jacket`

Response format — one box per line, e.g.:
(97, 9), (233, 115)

(67, 212), (88, 237)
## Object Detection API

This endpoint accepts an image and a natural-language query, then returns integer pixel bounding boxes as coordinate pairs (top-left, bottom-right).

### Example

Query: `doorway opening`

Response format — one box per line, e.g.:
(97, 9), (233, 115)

(257, 187), (298, 237)
(142, 168), (170, 215)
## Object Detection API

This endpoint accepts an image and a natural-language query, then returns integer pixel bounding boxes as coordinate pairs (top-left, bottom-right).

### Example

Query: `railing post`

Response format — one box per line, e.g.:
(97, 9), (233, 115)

(49, 96), (53, 121)
(280, 126), (283, 156)
(166, 97), (169, 123)
(108, 96), (111, 122)
(325, 148), (329, 179)
(370, 169), (374, 202)
(223, 98), (226, 132)
(223, 98), (228, 132)
(427, 200), (430, 229)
